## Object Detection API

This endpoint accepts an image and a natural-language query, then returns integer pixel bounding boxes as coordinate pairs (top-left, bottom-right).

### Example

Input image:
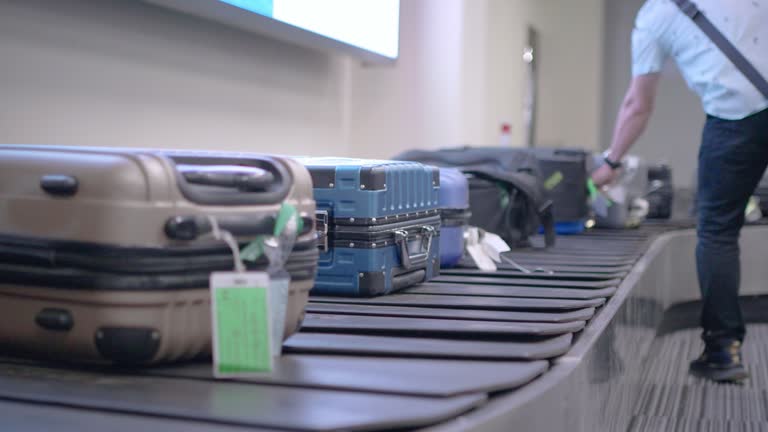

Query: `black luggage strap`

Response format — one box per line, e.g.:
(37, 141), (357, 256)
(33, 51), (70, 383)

(672, 0), (768, 99)
(467, 167), (556, 248)
(539, 201), (556, 248)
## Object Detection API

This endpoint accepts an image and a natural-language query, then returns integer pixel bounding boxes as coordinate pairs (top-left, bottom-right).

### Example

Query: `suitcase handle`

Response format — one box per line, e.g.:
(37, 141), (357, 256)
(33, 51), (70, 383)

(177, 164), (275, 192)
(394, 225), (436, 270)
(165, 214), (276, 241)
(168, 155), (292, 206)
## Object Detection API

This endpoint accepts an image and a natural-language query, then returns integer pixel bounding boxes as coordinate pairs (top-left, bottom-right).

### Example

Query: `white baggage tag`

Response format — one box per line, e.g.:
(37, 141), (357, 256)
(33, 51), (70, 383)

(604, 187), (626, 204)
(467, 244), (497, 272)
(480, 232), (511, 263)
(592, 194), (611, 218)
(210, 271), (274, 377)
(466, 227), (497, 272)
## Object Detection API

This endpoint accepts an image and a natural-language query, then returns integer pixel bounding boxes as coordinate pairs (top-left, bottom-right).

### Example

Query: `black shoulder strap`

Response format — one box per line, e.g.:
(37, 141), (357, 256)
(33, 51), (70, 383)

(672, 0), (768, 99)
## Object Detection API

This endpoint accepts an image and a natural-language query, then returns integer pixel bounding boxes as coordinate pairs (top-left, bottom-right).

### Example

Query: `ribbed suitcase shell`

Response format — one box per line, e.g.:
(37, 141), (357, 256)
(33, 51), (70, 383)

(0, 145), (317, 365)
(298, 157), (440, 220)
(438, 168), (470, 267)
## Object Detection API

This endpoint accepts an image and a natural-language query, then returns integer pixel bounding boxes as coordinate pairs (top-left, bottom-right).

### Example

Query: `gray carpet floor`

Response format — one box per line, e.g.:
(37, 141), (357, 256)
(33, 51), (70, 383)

(628, 324), (768, 431)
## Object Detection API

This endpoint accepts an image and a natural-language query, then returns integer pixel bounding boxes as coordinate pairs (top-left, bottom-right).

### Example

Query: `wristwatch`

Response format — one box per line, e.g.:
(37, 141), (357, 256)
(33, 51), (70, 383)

(603, 156), (623, 170)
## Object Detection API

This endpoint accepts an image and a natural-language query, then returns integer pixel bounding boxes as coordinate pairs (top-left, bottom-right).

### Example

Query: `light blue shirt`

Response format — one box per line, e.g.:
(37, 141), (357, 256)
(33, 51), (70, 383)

(633, 0), (768, 120)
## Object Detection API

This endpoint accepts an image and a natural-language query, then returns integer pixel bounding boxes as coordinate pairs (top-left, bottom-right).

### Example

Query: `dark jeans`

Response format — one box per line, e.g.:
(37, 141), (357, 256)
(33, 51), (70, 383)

(696, 107), (768, 346)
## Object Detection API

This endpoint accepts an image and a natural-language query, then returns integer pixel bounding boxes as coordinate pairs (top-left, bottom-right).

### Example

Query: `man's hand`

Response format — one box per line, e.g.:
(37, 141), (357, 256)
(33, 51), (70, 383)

(591, 164), (619, 188)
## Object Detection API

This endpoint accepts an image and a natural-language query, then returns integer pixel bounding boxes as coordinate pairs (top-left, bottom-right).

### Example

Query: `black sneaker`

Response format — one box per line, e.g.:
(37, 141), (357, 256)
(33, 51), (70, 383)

(689, 339), (749, 383)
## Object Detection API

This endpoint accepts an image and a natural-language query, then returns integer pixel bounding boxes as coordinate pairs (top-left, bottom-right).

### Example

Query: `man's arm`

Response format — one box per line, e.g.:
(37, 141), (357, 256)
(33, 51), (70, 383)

(592, 73), (661, 186)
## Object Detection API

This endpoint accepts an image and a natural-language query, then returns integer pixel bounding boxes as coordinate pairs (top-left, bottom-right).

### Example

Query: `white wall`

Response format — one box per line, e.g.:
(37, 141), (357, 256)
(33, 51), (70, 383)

(0, 0), (610, 161)
(0, 0), (350, 156)
(476, 0), (529, 148)
(449, 0), (606, 150)
(527, 0), (605, 150)
(0, 0), (483, 160)
(344, 0), (531, 156)
(346, 0), (466, 159)
(0, 0), (488, 159)
(602, 0), (703, 187)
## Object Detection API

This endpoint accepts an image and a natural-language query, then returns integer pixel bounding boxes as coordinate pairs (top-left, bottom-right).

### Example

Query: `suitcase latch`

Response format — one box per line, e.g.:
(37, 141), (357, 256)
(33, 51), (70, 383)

(316, 210), (330, 252)
(421, 225), (436, 256)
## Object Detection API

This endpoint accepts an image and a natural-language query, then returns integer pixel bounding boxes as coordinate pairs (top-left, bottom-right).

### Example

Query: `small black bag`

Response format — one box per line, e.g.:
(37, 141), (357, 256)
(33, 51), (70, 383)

(531, 148), (590, 225)
(394, 147), (555, 248)
(646, 164), (674, 219)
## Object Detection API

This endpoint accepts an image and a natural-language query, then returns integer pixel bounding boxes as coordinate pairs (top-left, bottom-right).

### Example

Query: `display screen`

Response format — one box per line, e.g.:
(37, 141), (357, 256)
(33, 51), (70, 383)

(219, 0), (400, 60)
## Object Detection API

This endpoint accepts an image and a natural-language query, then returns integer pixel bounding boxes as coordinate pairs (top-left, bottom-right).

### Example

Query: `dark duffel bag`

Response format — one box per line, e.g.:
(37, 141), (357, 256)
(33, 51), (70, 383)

(394, 147), (555, 248)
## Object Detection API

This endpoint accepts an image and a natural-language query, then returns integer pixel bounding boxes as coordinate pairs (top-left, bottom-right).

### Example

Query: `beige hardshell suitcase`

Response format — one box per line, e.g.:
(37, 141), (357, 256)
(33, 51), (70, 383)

(0, 145), (317, 365)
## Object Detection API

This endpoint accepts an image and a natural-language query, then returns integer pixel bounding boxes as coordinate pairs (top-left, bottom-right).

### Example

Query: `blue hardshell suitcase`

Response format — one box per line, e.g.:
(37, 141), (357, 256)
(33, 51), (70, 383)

(438, 168), (470, 268)
(296, 157), (441, 296)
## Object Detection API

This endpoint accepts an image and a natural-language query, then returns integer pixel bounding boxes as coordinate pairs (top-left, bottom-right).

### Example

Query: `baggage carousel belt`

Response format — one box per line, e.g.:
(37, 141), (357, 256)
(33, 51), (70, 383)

(300, 313), (586, 336)
(0, 399), (271, 432)
(502, 258), (639, 268)
(0, 224), (688, 431)
(440, 268), (628, 280)
(146, 356), (550, 397)
(499, 256), (638, 268)
(0, 360), (486, 432)
(309, 294), (606, 310)
(453, 264), (633, 274)
(283, 333), (574, 360)
(404, 282), (617, 300)
(430, 275), (621, 288)
(305, 303), (597, 323)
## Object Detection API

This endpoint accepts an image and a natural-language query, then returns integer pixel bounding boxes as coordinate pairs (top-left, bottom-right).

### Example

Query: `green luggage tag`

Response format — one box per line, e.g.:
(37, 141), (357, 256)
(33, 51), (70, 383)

(588, 179), (612, 218)
(544, 171), (564, 191)
(208, 217), (274, 377)
(238, 203), (302, 357)
(240, 204), (303, 263)
(211, 271), (273, 376)
(208, 206), (302, 377)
